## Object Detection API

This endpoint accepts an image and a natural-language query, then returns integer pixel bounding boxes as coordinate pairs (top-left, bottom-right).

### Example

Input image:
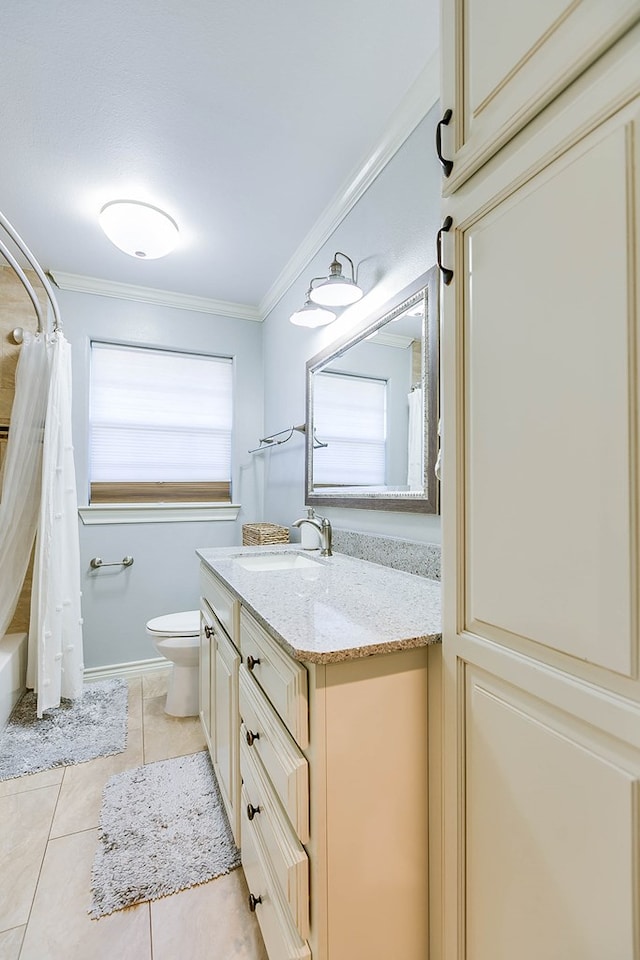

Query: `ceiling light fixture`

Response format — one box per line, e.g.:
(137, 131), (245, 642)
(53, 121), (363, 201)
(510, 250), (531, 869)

(99, 200), (179, 259)
(308, 251), (363, 307)
(289, 284), (337, 327)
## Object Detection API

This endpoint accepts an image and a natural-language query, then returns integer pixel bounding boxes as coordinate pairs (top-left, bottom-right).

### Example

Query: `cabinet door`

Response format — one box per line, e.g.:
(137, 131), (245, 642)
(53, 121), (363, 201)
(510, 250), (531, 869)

(199, 606), (213, 754)
(440, 0), (639, 192)
(441, 31), (640, 960)
(214, 626), (241, 844)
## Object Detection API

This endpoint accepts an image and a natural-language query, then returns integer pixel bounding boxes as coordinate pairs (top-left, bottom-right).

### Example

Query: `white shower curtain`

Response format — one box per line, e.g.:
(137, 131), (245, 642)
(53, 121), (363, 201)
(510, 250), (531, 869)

(27, 332), (84, 716)
(0, 333), (50, 638)
(407, 387), (424, 490)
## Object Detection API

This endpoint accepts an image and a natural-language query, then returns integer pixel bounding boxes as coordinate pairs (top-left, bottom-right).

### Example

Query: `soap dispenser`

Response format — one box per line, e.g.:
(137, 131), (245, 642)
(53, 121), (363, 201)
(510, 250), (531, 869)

(301, 507), (320, 550)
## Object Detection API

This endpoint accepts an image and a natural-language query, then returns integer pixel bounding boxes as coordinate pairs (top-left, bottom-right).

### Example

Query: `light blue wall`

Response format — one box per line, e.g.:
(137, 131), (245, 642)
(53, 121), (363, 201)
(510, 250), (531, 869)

(261, 107), (442, 543)
(59, 105), (440, 669)
(60, 290), (264, 667)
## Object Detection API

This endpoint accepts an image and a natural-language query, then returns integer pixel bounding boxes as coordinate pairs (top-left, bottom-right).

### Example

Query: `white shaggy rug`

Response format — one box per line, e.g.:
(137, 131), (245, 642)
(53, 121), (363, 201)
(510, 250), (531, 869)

(90, 751), (240, 918)
(0, 679), (128, 781)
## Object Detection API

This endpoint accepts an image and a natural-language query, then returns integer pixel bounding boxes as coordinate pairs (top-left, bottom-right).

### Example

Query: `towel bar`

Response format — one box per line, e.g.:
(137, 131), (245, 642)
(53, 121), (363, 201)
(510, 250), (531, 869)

(90, 556), (134, 569)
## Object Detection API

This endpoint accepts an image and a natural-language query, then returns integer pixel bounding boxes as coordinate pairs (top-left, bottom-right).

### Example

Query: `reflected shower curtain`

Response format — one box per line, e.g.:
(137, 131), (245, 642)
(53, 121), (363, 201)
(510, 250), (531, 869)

(407, 387), (423, 490)
(0, 333), (49, 638)
(27, 332), (84, 716)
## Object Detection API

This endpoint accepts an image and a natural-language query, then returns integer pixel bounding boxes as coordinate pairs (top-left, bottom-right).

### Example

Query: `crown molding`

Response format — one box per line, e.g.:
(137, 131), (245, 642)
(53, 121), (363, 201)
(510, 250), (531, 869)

(258, 51), (440, 320)
(368, 331), (415, 348)
(49, 271), (262, 322)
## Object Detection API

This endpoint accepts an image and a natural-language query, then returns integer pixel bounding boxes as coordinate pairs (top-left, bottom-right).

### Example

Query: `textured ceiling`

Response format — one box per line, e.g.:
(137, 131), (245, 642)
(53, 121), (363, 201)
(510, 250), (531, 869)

(1, 0), (439, 307)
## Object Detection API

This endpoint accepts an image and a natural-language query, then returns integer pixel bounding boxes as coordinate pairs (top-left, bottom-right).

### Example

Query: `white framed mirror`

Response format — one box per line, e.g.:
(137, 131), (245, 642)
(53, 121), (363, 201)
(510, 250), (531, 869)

(305, 266), (439, 513)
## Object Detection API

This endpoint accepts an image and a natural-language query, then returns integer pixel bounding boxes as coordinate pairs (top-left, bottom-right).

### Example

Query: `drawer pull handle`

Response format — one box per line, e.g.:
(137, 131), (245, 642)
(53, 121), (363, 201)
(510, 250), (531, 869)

(204, 624), (214, 639)
(436, 108), (453, 177)
(248, 893), (262, 912)
(436, 216), (454, 286)
(246, 655), (261, 672)
(246, 729), (260, 746)
(246, 803), (261, 821)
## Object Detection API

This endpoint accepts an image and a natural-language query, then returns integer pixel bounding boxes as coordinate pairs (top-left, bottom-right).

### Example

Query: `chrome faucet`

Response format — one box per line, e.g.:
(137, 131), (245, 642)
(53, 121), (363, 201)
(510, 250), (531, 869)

(292, 513), (333, 557)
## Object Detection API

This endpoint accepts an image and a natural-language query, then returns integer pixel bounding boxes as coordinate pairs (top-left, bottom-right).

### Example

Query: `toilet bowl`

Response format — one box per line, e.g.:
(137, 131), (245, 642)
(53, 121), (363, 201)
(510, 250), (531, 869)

(146, 610), (200, 717)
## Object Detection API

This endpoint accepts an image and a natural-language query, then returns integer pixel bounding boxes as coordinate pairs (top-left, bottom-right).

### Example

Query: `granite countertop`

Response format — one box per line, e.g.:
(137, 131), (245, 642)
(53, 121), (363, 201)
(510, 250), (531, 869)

(197, 544), (441, 664)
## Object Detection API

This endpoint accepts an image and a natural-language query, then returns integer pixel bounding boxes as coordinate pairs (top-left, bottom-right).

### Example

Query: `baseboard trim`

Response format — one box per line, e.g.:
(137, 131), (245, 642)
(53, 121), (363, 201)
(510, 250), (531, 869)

(84, 657), (170, 682)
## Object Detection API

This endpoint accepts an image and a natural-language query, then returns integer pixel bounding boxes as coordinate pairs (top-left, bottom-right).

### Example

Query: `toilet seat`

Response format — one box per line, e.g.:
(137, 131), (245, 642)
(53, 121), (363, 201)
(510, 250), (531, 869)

(146, 610), (200, 637)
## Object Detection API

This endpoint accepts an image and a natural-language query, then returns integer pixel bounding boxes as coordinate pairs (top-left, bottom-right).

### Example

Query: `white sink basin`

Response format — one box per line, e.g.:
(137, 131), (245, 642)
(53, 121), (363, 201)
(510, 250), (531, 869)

(233, 552), (321, 572)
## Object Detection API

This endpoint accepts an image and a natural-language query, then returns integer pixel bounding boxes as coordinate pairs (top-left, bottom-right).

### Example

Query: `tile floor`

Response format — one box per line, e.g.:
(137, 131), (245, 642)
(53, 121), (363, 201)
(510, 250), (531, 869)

(0, 670), (268, 960)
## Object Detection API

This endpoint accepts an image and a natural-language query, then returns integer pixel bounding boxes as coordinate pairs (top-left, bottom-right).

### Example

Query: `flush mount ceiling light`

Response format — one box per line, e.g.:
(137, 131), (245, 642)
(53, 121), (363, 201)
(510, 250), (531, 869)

(99, 200), (179, 259)
(289, 286), (337, 328)
(308, 251), (363, 307)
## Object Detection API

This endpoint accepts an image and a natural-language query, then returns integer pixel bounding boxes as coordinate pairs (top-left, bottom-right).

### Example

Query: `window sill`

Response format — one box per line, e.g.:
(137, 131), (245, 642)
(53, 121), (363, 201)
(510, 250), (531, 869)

(78, 502), (241, 525)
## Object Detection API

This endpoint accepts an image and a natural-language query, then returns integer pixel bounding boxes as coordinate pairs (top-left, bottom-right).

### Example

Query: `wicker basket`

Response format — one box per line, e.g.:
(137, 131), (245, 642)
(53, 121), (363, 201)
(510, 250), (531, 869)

(242, 522), (290, 546)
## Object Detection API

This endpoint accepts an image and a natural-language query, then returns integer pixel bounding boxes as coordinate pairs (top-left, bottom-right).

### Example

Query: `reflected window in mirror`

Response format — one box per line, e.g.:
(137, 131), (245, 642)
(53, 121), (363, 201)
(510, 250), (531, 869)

(305, 266), (439, 513)
(314, 372), (387, 487)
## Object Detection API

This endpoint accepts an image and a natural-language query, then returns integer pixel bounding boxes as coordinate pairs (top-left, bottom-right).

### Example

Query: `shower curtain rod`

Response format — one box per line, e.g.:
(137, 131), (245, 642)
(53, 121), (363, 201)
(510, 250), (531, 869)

(0, 209), (62, 342)
(0, 235), (44, 334)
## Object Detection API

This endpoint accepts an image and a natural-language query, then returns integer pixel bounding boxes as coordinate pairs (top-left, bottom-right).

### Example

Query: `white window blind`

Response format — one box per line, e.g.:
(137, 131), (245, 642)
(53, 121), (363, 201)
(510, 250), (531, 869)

(313, 371), (386, 486)
(89, 343), (233, 496)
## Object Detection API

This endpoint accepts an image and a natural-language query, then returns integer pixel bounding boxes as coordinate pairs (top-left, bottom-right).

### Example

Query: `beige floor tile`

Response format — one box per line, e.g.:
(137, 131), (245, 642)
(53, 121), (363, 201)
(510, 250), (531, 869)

(0, 785), (60, 929)
(0, 925), (25, 960)
(150, 868), (268, 960)
(127, 677), (144, 731)
(141, 667), (170, 700)
(142, 695), (205, 764)
(0, 766), (64, 800)
(19, 829), (151, 960)
(49, 725), (144, 838)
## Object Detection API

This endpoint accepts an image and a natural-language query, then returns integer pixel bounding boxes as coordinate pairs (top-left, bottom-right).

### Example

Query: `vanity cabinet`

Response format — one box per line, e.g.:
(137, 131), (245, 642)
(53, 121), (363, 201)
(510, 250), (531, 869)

(200, 565), (241, 844)
(440, 0), (639, 191)
(238, 605), (434, 960)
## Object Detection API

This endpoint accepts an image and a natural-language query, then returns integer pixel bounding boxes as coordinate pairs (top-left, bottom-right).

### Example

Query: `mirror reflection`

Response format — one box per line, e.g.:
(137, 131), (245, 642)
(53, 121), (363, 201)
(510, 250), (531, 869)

(305, 267), (439, 513)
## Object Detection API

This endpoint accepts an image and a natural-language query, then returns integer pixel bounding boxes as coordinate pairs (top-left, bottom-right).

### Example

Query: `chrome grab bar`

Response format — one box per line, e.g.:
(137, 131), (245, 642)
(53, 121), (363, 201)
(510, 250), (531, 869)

(90, 556), (134, 570)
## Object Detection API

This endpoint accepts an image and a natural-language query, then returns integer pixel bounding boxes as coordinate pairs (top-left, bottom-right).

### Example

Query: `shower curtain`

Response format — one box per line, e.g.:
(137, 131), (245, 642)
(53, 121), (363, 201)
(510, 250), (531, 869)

(0, 327), (83, 717)
(407, 387), (424, 490)
(27, 332), (84, 716)
(0, 333), (50, 639)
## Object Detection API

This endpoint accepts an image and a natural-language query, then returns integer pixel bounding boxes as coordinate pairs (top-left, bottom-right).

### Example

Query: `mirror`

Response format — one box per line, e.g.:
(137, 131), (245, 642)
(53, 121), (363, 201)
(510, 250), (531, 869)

(305, 266), (439, 513)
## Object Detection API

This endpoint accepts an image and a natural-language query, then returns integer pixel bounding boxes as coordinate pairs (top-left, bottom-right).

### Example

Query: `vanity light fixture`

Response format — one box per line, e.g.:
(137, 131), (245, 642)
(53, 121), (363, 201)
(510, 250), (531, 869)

(99, 200), (179, 259)
(308, 251), (363, 307)
(289, 283), (337, 328)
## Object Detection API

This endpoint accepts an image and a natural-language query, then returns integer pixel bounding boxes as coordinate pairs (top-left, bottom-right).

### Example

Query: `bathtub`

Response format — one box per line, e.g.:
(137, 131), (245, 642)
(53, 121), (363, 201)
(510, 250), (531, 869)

(0, 632), (27, 729)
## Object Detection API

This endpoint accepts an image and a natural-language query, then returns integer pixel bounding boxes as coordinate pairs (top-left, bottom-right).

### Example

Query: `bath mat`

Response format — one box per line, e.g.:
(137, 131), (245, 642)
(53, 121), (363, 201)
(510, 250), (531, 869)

(89, 751), (240, 918)
(0, 678), (128, 781)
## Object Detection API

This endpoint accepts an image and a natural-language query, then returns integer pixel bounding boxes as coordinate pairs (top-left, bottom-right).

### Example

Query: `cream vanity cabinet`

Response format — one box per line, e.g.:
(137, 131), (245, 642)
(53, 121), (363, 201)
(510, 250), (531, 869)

(200, 564), (241, 844)
(238, 607), (434, 960)
(439, 13), (640, 960)
(439, 0), (640, 191)
(198, 557), (439, 960)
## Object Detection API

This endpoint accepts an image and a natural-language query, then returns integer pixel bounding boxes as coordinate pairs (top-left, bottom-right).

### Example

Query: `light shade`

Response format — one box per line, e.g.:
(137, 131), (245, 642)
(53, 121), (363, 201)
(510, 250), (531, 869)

(309, 252), (363, 307)
(290, 296), (336, 328)
(99, 200), (179, 259)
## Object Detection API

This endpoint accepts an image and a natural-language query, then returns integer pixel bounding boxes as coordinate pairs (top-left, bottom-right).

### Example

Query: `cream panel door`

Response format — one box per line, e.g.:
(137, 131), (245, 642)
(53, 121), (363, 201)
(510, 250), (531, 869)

(465, 119), (634, 676)
(214, 627), (240, 843)
(465, 665), (639, 960)
(441, 30), (640, 960)
(440, 0), (639, 191)
(199, 607), (213, 753)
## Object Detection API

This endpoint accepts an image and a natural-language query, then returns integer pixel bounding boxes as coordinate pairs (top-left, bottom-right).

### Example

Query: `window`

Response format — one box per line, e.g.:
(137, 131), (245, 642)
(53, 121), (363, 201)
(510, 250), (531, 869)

(89, 342), (233, 504)
(312, 371), (386, 486)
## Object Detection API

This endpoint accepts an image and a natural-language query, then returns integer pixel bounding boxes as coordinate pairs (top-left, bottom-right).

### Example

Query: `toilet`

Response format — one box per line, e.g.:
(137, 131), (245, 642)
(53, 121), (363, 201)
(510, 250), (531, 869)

(146, 610), (200, 717)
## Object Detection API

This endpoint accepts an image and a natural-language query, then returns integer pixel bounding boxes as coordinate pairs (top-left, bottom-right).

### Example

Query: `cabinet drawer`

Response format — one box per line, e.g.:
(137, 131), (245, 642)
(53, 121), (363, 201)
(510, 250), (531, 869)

(241, 737), (309, 939)
(240, 668), (309, 844)
(240, 609), (308, 748)
(201, 565), (238, 641)
(241, 792), (311, 960)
